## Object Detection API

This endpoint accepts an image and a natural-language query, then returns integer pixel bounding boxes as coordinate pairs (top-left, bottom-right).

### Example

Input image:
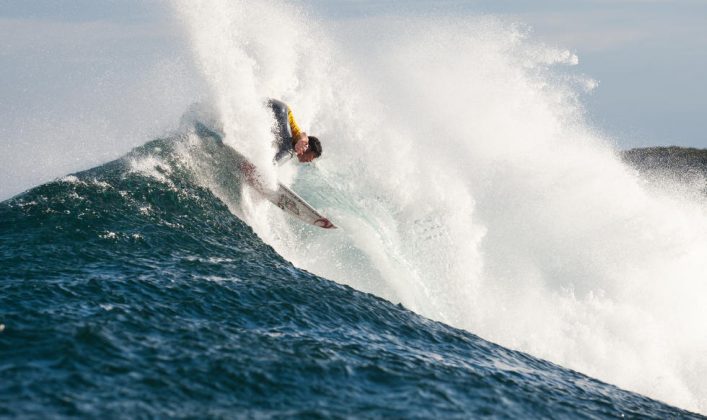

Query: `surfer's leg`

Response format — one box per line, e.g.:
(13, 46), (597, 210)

(267, 100), (294, 161)
(268, 100), (291, 138)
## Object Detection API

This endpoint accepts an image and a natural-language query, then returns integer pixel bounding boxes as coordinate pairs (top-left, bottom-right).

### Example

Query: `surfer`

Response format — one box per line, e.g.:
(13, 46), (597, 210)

(267, 99), (322, 164)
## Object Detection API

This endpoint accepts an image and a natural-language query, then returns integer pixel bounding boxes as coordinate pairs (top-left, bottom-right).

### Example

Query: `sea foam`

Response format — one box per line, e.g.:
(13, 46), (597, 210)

(173, 0), (707, 412)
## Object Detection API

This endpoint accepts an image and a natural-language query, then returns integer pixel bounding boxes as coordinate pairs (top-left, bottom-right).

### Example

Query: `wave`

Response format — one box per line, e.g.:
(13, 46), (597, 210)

(170, 0), (707, 413)
(0, 130), (700, 417)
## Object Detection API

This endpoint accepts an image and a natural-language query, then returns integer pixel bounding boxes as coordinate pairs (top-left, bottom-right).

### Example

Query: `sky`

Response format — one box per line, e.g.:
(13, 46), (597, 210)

(1, 0), (706, 199)
(304, 0), (707, 149)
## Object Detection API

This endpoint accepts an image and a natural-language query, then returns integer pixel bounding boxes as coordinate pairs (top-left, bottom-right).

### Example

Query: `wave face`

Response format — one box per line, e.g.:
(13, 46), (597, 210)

(0, 135), (700, 418)
(171, 0), (707, 413)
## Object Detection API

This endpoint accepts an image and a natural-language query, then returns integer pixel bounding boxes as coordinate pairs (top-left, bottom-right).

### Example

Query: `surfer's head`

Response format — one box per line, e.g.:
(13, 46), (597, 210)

(297, 136), (322, 163)
(308, 136), (322, 157)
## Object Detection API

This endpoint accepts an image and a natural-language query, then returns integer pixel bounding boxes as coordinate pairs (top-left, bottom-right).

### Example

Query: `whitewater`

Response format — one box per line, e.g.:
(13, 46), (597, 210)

(172, 0), (707, 413)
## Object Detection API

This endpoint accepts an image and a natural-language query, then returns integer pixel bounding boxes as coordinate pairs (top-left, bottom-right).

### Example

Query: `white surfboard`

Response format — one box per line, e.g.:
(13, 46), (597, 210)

(192, 120), (336, 229)
(262, 183), (336, 229)
(235, 148), (336, 229)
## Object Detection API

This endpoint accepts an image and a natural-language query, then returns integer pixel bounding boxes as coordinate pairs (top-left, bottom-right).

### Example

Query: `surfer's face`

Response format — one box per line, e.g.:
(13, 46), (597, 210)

(297, 150), (318, 163)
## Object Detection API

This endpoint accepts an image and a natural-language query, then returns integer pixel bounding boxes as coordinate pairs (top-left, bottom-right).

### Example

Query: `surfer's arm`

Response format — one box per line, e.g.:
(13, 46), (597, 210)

(287, 107), (309, 155)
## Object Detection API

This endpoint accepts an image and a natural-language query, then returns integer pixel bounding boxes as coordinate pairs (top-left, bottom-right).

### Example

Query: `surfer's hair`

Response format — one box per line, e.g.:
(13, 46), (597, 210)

(308, 136), (322, 157)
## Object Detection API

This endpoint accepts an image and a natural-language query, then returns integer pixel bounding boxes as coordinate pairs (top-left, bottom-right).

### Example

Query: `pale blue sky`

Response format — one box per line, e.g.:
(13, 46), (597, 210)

(303, 0), (707, 149)
(1, 0), (706, 198)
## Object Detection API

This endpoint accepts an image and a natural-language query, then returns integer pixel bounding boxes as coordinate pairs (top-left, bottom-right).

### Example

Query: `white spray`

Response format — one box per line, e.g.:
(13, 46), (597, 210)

(174, 1), (707, 413)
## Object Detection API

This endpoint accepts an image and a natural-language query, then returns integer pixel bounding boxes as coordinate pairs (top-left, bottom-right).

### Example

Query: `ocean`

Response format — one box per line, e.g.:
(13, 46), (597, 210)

(0, 133), (701, 418)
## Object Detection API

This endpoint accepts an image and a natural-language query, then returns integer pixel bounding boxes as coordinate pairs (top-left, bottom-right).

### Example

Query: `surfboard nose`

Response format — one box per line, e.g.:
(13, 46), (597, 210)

(315, 218), (336, 229)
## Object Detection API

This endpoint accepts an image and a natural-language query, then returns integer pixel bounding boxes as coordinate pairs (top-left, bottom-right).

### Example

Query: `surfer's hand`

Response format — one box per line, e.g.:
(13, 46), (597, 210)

(294, 134), (309, 155)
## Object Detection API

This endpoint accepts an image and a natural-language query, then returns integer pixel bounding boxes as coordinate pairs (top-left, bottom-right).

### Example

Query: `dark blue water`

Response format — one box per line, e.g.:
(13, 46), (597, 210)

(0, 135), (701, 418)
